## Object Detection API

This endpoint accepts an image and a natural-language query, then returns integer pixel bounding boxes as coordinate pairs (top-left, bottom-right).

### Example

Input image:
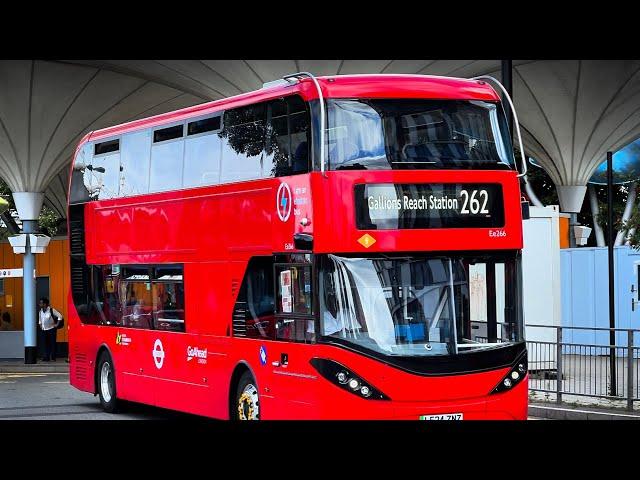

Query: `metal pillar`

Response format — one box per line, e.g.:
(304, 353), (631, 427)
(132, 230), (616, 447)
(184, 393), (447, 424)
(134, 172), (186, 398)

(607, 151), (617, 395)
(22, 220), (37, 364)
(486, 263), (497, 343)
(569, 213), (578, 248)
(588, 184), (606, 246)
(11, 191), (44, 365)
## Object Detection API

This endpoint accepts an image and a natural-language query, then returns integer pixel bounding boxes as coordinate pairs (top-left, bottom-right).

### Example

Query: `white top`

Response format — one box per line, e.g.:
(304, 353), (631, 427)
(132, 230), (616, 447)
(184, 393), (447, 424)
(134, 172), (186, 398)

(39, 306), (63, 331)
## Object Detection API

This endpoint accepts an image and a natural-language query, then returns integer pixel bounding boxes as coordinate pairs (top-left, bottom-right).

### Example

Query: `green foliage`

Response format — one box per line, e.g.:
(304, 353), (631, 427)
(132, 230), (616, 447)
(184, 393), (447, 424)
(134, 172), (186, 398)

(525, 157), (633, 247)
(38, 205), (60, 237)
(524, 158), (560, 206)
(622, 205), (640, 250)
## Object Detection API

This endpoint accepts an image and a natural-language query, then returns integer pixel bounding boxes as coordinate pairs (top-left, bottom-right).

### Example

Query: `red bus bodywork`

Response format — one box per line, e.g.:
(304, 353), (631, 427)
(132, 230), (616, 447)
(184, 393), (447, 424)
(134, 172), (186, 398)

(68, 75), (527, 420)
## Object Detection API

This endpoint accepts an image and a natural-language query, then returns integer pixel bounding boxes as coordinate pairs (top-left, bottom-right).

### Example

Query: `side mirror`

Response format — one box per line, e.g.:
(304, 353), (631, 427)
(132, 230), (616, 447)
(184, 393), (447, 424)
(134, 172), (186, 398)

(293, 233), (313, 250)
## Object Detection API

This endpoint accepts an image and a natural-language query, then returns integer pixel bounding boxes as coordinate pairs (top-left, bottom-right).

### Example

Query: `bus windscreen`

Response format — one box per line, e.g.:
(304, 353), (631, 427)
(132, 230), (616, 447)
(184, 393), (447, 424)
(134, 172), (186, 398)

(327, 99), (514, 171)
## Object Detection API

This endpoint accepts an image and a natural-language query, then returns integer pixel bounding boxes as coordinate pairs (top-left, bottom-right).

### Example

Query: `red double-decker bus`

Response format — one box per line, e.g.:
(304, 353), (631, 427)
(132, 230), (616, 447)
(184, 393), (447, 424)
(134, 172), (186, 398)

(68, 73), (528, 420)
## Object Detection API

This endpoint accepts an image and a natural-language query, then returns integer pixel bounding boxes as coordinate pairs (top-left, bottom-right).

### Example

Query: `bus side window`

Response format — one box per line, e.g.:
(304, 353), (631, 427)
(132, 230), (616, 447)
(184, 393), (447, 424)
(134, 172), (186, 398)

(152, 266), (185, 333)
(120, 130), (151, 197)
(184, 116), (222, 188)
(150, 124), (185, 193)
(265, 96), (311, 178)
(266, 98), (290, 177)
(96, 265), (122, 326)
(288, 96), (310, 174)
(219, 103), (266, 183)
(120, 266), (154, 330)
(233, 257), (276, 339)
(91, 139), (121, 200)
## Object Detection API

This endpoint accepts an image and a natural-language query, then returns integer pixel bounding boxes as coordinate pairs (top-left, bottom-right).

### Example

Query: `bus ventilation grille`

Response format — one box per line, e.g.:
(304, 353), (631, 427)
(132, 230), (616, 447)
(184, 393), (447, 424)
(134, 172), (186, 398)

(73, 350), (88, 381)
(232, 302), (247, 337)
(69, 220), (85, 255)
(70, 262), (88, 297)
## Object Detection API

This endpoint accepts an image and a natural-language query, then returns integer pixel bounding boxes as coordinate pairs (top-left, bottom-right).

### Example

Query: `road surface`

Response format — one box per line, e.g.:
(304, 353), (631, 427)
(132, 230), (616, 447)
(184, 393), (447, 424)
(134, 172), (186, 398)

(0, 372), (545, 420)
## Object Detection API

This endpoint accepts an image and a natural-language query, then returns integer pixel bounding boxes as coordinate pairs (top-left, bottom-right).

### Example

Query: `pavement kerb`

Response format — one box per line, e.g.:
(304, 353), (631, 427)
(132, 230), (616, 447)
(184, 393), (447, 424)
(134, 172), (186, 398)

(529, 402), (640, 420)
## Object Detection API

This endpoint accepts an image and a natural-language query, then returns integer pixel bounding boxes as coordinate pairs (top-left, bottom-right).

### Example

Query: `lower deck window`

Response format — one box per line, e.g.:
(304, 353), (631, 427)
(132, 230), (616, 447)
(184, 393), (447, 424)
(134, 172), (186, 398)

(78, 264), (185, 332)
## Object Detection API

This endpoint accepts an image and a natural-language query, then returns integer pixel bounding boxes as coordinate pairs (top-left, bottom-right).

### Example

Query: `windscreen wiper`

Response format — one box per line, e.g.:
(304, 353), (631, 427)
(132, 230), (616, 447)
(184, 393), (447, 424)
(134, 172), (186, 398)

(391, 161), (437, 164)
(336, 163), (368, 170)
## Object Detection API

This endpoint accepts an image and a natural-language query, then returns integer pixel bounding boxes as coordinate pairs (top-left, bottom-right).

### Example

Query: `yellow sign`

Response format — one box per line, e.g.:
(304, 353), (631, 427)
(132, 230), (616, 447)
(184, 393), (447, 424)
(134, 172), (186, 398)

(116, 332), (122, 345)
(357, 234), (376, 248)
(5, 294), (12, 307)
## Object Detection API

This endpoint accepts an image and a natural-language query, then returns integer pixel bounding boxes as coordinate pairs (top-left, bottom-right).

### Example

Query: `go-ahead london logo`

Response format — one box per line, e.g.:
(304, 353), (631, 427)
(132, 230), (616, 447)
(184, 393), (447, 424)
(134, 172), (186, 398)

(276, 183), (292, 222)
(152, 339), (165, 369)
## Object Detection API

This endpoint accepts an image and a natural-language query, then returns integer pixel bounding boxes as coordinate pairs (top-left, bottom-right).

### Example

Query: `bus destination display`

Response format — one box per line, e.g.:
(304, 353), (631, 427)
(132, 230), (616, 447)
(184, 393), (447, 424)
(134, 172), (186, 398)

(355, 183), (505, 230)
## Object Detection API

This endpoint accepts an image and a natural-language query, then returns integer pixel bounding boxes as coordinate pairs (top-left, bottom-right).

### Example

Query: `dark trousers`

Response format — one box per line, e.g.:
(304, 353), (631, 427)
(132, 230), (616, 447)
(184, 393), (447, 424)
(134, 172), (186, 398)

(43, 328), (57, 361)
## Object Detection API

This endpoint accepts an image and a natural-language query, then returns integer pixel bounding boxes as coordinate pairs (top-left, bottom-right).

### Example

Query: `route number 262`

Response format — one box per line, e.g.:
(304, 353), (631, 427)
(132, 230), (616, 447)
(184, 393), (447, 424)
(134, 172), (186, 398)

(460, 189), (489, 214)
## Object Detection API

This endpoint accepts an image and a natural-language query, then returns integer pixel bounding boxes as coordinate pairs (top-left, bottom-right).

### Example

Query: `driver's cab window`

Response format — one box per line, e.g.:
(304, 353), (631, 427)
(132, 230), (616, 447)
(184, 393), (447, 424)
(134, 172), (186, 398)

(275, 264), (314, 343)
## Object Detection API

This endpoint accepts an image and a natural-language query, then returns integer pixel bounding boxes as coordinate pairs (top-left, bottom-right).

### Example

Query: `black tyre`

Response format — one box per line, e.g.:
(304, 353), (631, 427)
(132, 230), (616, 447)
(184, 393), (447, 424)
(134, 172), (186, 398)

(234, 370), (260, 420)
(96, 351), (119, 413)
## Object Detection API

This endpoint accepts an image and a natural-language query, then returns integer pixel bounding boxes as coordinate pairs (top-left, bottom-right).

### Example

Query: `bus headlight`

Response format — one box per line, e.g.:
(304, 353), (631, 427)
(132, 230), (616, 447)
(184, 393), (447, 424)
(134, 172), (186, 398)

(310, 358), (390, 401)
(490, 354), (527, 395)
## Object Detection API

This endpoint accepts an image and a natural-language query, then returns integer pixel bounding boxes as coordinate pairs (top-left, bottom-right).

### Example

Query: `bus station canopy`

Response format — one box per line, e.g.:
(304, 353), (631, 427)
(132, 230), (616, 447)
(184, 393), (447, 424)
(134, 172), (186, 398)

(1, 59), (639, 217)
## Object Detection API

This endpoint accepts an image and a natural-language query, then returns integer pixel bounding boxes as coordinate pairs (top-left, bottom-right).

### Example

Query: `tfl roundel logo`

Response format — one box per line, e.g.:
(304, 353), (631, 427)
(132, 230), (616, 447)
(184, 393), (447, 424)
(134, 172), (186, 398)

(276, 183), (292, 222)
(152, 339), (165, 369)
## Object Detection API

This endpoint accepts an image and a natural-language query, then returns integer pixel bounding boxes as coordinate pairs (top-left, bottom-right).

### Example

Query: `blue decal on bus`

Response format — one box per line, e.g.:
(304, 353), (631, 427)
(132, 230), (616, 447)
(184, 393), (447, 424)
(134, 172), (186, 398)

(259, 345), (267, 366)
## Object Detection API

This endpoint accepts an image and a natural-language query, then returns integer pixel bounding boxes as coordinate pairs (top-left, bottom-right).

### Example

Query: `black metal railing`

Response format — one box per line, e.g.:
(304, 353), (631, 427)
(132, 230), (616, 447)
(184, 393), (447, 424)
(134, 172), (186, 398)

(526, 324), (640, 410)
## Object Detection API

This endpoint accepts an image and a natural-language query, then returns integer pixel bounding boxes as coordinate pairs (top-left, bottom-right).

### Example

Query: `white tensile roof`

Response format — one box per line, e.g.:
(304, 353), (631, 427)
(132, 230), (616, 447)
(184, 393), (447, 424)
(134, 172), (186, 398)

(1, 60), (639, 216)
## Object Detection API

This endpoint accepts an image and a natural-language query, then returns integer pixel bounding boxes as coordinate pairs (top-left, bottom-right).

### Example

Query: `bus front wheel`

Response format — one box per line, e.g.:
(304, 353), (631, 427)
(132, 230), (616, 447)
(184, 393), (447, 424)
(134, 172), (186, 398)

(235, 371), (260, 420)
(97, 351), (119, 414)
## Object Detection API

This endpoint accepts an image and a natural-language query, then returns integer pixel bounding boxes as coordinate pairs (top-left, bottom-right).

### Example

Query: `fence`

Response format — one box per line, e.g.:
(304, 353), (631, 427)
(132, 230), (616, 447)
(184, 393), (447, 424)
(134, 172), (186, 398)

(527, 324), (640, 410)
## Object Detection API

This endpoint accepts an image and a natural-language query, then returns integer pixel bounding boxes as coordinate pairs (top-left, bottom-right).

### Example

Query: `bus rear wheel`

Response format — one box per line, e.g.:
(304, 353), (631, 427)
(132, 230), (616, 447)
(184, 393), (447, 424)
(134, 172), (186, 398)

(97, 351), (119, 413)
(235, 371), (260, 420)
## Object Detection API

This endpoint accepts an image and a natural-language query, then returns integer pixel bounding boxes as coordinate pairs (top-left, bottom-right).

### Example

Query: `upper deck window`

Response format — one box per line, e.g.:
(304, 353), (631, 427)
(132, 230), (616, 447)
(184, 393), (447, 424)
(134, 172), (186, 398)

(94, 139), (119, 155)
(184, 115), (222, 188)
(154, 124), (184, 143)
(150, 123), (185, 192)
(120, 130), (151, 197)
(265, 96), (310, 177)
(188, 116), (221, 136)
(219, 103), (266, 183)
(326, 99), (514, 171)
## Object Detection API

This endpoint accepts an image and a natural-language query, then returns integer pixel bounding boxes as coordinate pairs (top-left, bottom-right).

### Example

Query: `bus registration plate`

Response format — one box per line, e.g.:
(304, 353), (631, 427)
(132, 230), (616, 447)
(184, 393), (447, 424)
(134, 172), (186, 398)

(419, 413), (463, 420)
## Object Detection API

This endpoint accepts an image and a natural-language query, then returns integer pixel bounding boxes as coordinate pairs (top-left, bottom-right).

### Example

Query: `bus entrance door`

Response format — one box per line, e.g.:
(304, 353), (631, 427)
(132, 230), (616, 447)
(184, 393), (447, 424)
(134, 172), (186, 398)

(270, 262), (318, 418)
(269, 337), (318, 419)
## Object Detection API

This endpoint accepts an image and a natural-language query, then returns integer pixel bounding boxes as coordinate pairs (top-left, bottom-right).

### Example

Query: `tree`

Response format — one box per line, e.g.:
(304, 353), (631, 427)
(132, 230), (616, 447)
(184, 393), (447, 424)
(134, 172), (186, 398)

(524, 158), (631, 247)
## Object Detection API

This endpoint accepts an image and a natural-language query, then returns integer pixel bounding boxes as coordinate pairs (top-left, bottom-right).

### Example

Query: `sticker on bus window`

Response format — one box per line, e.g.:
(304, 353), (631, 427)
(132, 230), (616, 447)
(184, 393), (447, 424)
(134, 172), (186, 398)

(280, 270), (292, 313)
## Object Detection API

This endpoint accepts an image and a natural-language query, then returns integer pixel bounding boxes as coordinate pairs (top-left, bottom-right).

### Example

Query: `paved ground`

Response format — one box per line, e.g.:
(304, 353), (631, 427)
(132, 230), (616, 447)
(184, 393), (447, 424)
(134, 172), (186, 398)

(0, 372), (196, 420)
(0, 372), (545, 420)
